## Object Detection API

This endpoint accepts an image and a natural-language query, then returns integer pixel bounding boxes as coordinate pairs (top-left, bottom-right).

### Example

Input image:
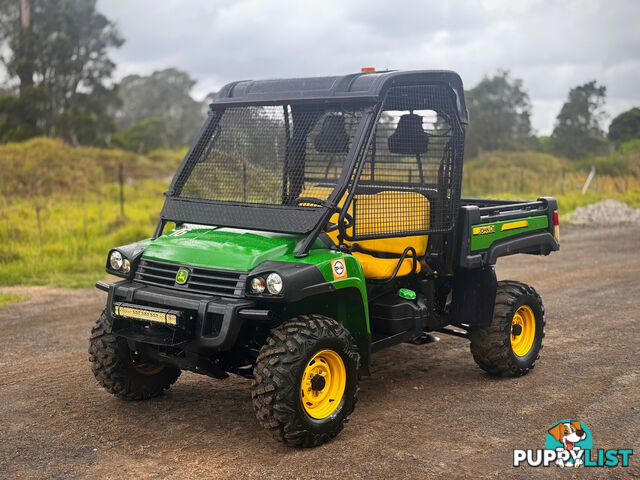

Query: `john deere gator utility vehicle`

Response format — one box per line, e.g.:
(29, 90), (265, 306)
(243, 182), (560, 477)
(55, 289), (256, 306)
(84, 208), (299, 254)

(90, 70), (560, 447)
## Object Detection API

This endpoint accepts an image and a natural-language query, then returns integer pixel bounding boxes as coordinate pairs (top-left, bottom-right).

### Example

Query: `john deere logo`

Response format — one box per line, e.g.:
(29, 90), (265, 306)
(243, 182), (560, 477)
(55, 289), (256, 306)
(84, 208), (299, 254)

(175, 268), (189, 285)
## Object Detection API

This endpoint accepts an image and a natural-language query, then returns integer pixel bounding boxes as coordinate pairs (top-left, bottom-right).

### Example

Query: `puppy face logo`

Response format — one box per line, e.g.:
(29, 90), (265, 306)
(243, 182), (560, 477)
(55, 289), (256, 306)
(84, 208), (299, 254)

(514, 419), (632, 468)
(331, 259), (347, 281)
(546, 419), (592, 468)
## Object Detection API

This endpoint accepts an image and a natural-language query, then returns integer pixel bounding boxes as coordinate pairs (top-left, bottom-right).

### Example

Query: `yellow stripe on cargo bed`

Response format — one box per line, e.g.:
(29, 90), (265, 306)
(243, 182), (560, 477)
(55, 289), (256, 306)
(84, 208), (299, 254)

(501, 220), (529, 231)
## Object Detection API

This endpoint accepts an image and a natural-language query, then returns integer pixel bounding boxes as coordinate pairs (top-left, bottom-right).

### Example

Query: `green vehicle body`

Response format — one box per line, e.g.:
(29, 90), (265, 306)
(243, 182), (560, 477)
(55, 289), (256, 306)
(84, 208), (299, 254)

(145, 226), (370, 337)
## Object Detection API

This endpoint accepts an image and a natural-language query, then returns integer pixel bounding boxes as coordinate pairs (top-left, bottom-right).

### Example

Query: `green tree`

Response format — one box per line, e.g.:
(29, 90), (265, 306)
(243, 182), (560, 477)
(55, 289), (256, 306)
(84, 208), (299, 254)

(115, 68), (204, 146)
(0, 0), (123, 144)
(536, 135), (552, 154)
(550, 81), (608, 159)
(112, 117), (170, 153)
(0, 85), (48, 141)
(464, 70), (535, 158)
(608, 107), (640, 147)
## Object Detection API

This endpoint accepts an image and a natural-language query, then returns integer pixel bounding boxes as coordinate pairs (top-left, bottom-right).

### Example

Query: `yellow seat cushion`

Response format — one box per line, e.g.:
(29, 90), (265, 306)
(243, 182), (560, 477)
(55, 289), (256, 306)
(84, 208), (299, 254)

(300, 186), (336, 203)
(352, 252), (421, 280)
(301, 187), (429, 279)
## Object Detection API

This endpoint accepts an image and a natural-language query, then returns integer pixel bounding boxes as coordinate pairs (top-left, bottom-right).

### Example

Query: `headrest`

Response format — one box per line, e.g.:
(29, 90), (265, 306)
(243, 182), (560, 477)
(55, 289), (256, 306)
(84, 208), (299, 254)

(314, 114), (349, 154)
(387, 114), (429, 155)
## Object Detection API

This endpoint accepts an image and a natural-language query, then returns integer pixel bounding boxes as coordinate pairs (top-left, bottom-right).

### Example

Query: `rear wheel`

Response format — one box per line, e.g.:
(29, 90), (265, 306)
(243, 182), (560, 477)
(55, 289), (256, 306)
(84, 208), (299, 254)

(470, 281), (545, 377)
(251, 314), (359, 448)
(89, 310), (181, 400)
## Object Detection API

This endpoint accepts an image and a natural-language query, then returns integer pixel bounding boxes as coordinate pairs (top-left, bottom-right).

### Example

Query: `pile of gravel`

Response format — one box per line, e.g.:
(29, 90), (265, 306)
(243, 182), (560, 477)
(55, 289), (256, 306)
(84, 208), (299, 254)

(569, 199), (640, 226)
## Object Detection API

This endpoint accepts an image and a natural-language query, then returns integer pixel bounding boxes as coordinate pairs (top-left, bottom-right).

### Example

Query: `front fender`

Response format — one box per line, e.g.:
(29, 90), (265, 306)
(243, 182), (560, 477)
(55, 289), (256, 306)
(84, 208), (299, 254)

(250, 251), (370, 372)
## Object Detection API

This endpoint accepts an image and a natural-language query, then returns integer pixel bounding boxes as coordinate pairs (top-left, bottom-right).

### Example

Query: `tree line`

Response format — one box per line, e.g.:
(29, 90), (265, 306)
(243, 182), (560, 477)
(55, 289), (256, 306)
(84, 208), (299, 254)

(465, 70), (640, 160)
(0, 0), (210, 152)
(1, 0), (639, 159)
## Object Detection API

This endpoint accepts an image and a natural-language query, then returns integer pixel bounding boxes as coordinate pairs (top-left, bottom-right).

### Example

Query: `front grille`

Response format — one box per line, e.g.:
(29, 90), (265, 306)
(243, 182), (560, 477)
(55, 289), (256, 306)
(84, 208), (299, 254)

(134, 258), (246, 297)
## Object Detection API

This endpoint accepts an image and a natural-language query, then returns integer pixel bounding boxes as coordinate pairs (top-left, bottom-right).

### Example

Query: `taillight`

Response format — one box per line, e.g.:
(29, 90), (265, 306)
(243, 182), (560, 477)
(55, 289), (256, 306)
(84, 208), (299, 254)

(553, 210), (560, 243)
(553, 210), (559, 226)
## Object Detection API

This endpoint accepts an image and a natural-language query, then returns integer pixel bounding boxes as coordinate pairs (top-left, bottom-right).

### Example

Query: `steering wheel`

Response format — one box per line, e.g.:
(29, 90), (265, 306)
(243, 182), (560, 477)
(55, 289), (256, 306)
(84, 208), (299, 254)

(325, 210), (353, 233)
(325, 205), (353, 233)
(294, 197), (325, 207)
(293, 197), (353, 233)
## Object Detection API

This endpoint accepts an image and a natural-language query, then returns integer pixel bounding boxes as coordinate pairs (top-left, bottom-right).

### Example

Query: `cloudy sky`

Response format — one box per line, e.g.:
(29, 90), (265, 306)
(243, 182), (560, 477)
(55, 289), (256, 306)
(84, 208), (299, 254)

(97, 0), (640, 135)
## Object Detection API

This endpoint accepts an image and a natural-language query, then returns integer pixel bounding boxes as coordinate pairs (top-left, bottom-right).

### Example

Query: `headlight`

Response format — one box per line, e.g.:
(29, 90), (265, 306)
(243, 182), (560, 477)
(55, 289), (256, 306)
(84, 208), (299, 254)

(266, 273), (283, 295)
(109, 250), (123, 270)
(250, 277), (265, 294)
(105, 242), (146, 278)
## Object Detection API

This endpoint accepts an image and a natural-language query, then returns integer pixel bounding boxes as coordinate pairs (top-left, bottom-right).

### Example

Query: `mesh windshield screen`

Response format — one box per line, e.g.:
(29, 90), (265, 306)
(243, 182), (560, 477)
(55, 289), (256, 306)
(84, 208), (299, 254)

(175, 105), (363, 206)
(345, 84), (464, 240)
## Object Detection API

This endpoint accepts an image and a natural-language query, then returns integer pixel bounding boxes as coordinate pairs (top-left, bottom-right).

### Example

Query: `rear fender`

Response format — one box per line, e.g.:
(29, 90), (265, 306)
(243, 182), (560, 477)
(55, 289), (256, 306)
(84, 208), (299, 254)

(450, 267), (497, 328)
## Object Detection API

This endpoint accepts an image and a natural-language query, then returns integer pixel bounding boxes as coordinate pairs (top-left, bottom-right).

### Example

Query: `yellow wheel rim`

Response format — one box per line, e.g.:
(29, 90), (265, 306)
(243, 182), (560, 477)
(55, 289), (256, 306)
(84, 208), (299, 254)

(300, 349), (346, 419)
(511, 305), (536, 357)
(131, 351), (165, 376)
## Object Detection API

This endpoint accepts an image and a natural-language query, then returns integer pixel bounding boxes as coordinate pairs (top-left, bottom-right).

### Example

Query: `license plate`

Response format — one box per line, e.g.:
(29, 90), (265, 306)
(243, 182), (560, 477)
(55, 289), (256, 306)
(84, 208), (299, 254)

(113, 303), (180, 326)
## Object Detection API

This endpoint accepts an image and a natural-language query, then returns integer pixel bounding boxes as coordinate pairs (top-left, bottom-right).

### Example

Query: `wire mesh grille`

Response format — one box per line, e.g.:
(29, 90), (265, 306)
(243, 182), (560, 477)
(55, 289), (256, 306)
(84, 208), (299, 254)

(174, 105), (363, 206)
(346, 84), (464, 240)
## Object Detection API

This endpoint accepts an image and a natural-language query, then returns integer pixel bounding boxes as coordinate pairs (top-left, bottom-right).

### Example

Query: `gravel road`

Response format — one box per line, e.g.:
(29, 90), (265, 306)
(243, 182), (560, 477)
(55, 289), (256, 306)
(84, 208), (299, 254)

(1, 226), (639, 479)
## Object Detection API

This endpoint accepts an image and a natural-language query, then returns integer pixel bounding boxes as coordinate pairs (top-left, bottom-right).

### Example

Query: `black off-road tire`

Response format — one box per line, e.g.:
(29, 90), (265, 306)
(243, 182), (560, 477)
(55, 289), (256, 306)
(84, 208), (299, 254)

(89, 310), (181, 400)
(251, 314), (360, 448)
(470, 281), (545, 377)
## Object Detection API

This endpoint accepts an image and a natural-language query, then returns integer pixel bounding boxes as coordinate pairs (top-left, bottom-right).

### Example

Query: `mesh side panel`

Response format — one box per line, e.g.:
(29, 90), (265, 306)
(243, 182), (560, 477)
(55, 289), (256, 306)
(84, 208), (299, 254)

(347, 84), (464, 240)
(174, 105), (362, 206)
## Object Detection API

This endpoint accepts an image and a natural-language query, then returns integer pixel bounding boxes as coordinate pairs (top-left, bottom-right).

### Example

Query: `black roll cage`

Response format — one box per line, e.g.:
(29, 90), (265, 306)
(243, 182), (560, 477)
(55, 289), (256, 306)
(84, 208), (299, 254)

(154, 71), (468, 258)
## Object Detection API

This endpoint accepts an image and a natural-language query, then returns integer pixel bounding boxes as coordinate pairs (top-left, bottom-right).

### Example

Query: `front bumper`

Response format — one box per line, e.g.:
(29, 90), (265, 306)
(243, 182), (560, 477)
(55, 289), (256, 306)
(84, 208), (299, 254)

(99, 280), (256, 351)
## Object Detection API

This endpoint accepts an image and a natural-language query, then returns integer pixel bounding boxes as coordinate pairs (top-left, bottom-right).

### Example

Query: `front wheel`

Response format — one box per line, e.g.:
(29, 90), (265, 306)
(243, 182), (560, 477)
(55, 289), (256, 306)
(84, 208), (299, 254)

(89, 310), (181, 400)
(251, 314), (360, 448)
(470, 281), (545, 377)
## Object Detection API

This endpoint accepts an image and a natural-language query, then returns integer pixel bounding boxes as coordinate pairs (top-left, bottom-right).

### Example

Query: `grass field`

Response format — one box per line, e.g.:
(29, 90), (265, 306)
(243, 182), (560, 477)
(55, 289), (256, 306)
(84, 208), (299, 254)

(0, 292), (26, 306)
(462, 150), (640, 201)
(0, 180), (168, 288)
(0, 138), (184, 289)
(0, 138), (639, 291)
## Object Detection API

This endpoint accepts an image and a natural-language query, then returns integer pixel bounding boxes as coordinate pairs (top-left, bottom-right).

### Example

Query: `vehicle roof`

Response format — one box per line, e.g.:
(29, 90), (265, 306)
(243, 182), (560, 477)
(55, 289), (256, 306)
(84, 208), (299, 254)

(212, 70), (469, 124)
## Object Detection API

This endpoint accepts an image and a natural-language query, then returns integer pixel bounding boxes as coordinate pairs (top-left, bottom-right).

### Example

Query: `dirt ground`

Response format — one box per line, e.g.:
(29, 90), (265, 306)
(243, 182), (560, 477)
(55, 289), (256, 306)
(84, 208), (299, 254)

(1, 226), (639, 479)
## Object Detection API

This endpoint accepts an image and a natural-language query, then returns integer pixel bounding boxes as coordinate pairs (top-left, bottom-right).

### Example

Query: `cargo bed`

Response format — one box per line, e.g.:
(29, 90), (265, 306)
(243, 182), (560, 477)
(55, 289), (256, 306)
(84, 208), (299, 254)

(456, 197), (560, 269)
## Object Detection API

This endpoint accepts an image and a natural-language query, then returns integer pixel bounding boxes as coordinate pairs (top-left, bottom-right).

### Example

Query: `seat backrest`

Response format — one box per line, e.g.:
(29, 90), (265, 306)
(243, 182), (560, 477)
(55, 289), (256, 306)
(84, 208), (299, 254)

(387, 113), (430, 155)
(352, 191), (429, 256)
(300, 186), (429, 256)
(314, 114), (350, 154)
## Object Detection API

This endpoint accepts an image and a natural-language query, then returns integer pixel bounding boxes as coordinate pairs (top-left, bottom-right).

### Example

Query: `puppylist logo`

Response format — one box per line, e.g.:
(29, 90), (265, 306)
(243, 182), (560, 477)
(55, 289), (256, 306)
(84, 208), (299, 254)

(513, 419), (633, 469)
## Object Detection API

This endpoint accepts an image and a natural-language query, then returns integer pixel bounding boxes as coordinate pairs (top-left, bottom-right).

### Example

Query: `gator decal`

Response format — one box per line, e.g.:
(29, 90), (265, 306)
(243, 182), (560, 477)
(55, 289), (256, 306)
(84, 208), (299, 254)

(471, 215), (549, 251)
(473, 225), (495, 235)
